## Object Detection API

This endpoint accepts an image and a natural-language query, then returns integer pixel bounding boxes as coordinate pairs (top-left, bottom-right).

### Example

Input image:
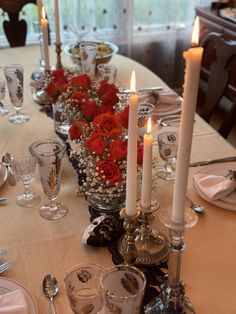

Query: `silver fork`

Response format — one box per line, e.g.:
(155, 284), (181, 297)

(0, 260), (13, 274)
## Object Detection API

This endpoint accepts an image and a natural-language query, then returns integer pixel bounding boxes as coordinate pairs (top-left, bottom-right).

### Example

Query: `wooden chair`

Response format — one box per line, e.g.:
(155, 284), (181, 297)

(197, 32), (236, 139)
(0, 0), (37, 47)
(0, 0), (50, 47)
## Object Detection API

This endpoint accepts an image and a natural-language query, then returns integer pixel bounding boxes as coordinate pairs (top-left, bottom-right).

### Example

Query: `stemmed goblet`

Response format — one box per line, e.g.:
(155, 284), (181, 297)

(29, 139), (68, 220)
(12, 155), (41, 208)
(157, 131), (178, 180)
(0, 77), (9, 116)
(3, 64), (30, 124)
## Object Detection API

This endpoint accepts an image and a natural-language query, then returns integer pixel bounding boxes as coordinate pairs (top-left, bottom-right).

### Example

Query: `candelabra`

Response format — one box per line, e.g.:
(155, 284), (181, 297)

(144, 207), (198, 314)
(118, 208), (140, 265)
(31, 32), (45, 81)
(135, 199), (168, 266)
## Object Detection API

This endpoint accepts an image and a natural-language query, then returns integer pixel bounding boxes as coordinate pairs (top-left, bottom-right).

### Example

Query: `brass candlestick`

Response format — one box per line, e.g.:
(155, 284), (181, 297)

(135, 200), (169, 266)
(118, 208), (140, 265)
(55, 42), (63, 69)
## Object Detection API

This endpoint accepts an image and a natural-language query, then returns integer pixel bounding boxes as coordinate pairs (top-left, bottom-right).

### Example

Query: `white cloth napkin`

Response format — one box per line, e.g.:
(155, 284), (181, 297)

(193, 173), (236, 201)
(0, 290), (28, 314)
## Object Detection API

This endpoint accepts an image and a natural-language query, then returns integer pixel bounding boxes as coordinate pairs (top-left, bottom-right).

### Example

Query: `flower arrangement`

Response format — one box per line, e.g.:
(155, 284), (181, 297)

(43, 69), (160, 209)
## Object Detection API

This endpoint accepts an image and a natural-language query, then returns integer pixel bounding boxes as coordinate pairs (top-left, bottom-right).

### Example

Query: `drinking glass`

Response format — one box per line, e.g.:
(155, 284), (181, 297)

(3, 64), (30, 124)
(101, 264), (146, 314)
(29, 139), (68, 220)
(0, 77), (9, 116)
(157, 131), (178, 180)
(64, 263), (105, 314)
(79, 42), (97, 78)
(12, 155), (41, 208)
(97, 63), (117, 83)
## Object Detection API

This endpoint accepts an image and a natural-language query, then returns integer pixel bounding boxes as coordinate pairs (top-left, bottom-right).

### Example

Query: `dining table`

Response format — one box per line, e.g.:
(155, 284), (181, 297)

(0, 45), (236, 314)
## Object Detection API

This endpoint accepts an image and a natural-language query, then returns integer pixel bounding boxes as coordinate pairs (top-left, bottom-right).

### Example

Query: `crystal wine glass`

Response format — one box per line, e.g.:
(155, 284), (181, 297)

(0, 77), (9, 116)
(29, 138), (68, 220)
(12, 155), (41, 208)
(157, 131), (178, 180)
(3, 64), (30, 124)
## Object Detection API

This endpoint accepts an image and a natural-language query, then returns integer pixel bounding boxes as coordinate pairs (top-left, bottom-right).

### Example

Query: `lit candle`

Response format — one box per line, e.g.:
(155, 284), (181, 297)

(126, 70), (138, 216)
(41, 7), (50, 71)
(54, 0), (61, 45)
(172, 16), (203, 224)
(36, 0), (42, 27)
(141, 117), (153, 210)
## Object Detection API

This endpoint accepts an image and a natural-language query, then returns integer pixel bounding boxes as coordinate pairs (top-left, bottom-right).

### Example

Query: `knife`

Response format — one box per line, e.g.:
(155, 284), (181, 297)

(119, 86), (163, 94)
(189, 156), (236, 167)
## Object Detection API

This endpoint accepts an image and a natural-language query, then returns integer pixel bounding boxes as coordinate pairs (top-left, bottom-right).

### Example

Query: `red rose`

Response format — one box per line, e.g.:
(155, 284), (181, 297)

(71, 74), (91, 90)
(93, 112), (122, 139)
(109, 140), (127, 161)
(117, 106), (129, 128)
(96, 158), (122, 185)
(69, 119), (88, 141)
(70, 91), (89, 106)
(98, 80), (118, 97)
(137, 141), (144, 164)
(45, 82), (59, 99)
(100, 88), (119, 107)
(84, 132), (106, 155)
(97, 104), (114, 115)
(81, 100), (98, 119)
(51, 68), (67, 84)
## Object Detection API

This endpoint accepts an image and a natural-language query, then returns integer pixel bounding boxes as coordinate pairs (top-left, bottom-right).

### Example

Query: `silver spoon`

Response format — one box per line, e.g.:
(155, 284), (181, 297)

(42, 274), (58, 314)
(1, 153), (16, 186)
(188, 197), (205, 214)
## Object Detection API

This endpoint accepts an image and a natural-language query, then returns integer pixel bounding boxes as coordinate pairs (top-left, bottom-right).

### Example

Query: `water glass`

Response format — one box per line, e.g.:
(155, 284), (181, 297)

(101, 264), (146, 314)
(97, 63), (117, 83)
(0, 77), (9, 116)
(12, 155), (41, 208)
(79, 42), (97, 78)
(3, 64), (30, 123)
(29, 138), (68, 220)
(157, 131), (178, 180)
(64, 263), (105, 314)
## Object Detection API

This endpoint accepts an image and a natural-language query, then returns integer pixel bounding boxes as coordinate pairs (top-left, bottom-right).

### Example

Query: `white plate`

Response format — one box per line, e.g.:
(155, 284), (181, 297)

(0, 277), (38, 313)
(0, 164), (7, 188)
(193, 162), (236, 211)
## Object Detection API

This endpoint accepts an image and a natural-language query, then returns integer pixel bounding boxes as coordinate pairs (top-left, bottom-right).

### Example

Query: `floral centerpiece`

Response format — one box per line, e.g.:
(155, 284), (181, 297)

(45, 69), (144, 211)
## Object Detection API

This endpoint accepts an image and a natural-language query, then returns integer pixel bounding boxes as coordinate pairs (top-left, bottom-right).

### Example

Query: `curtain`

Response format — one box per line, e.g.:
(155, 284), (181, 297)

(0, 0), (212, 88)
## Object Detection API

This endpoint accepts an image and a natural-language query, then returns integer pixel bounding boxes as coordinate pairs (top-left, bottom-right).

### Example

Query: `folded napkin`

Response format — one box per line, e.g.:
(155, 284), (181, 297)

(193, 173), (236, 201)
(0, 289), (28, 314)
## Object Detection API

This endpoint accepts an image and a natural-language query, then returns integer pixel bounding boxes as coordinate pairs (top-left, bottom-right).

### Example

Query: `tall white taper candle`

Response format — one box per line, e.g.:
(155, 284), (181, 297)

(172, 17), (203, 224)
(54, 0), (61, 45)
(41, 7), (50, 71)
(125, 71), (138, 216)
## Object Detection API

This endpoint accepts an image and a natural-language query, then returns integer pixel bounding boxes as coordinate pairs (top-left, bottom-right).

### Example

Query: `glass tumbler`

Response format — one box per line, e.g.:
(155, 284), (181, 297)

(79, 42), (97, 78)
(97, 63), (117, 83)
(3, 64), (30, 124)
(101, 264), (146, 314)
(64, 263), (105, 314)
(29, 138), (68, 220)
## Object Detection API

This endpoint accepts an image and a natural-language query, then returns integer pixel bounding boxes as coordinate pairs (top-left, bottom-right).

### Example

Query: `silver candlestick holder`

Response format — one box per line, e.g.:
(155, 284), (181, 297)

(135, 199), (169, 266)
(144, 207), (198, 314)
(31, 32), (46, 81)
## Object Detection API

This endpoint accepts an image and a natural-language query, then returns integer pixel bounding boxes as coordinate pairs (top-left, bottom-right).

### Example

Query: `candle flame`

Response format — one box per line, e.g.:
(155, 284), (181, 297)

(147, 117), (152, 134)
(130, 70), (136, 92)
(42, 6), (46, 19)
(191, 16), (199, 47)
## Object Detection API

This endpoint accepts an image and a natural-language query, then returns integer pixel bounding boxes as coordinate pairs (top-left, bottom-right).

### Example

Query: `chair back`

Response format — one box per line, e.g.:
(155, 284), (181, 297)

(197, 32), (236, 138)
